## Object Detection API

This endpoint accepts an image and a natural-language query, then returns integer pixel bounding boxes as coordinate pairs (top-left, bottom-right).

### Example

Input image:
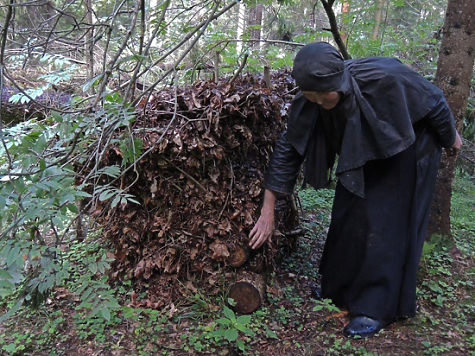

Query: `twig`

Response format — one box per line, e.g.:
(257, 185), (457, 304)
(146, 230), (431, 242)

(230, 53), (248, 85)
(130, 0), (238, 106)
(218, 158), (234, 220)
(108, 72), (181, 187)
(320, 0), (351, 59)
(164, 158), (207, 194)
(92, 0), (140, 107)
(0, 0), (15, 170)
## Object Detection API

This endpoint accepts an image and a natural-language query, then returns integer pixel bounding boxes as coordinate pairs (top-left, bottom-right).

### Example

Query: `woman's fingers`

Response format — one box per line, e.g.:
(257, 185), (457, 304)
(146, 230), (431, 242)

(250, 231), (270, 250)
(249, 215), (274, 249)
(453, 130), (462, 150)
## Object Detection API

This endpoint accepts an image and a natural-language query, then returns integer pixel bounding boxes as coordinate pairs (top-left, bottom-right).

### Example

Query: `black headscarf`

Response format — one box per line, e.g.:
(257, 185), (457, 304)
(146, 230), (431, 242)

(292, 42), (350, 93)
(287, 42), (450, 197)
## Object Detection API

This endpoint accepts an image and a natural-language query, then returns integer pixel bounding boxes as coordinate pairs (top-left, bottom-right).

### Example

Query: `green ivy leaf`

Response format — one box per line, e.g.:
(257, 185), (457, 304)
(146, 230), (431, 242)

(236, 338), (246, 351)
(100, 306), (111, 321)
(265, 327), (278, 339)
(98, 189), (115, 202)
(223, 306), (235, 321)
(111, 195), (121, 208)
(2, 343), (17, 353)
(236, 315), (251, 325)
(224, 328), (238, 342)
(215, 317), (231, 326)
(39, 159), (46, 171)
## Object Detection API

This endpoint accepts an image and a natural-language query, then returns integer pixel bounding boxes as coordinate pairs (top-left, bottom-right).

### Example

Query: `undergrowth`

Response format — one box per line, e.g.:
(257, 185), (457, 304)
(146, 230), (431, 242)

(0, 173), (473, 355)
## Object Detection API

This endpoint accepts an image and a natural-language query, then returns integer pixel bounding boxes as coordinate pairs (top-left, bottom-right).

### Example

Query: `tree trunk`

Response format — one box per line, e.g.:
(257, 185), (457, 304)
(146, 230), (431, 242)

(340, 1), (350, 45)
(248, 2), (263, 49)
(84, 0), (94, 92)
(428, 0), (475, 237)
(236, 2), (246, 53)
(371, 0), (385, 41)
(320, 0), (351, 59)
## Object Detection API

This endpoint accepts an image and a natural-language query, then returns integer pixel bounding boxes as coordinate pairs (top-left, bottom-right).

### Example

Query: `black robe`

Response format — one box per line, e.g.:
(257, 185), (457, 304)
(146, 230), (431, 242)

(263, 44), (456, 323)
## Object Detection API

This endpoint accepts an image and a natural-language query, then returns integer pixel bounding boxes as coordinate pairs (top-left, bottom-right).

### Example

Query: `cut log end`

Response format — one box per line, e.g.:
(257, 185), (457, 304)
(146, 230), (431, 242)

(227, 246), (249, 268)
(228, 281), (261, 314)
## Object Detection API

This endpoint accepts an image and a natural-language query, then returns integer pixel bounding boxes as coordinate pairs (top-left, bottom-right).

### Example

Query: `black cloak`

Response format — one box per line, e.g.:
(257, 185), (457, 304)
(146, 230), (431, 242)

(264, 42), (456, 323)
(264, 42), (456, 198)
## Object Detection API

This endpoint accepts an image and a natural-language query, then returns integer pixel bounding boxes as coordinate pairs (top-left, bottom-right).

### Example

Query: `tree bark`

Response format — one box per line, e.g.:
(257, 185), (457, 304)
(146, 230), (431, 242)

(236, 2), (246, 53)
(340, 1), (350, 45)
(428, 0), (475, 237)
(320, 0), (351, 59)
(371, 0), (385, 41)
(84, 0), (94, 93)
(248, 2), (263, 49)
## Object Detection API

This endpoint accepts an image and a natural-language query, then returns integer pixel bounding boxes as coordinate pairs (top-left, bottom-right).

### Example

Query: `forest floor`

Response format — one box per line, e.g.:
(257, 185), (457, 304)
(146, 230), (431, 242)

(0, 173), (474, 356)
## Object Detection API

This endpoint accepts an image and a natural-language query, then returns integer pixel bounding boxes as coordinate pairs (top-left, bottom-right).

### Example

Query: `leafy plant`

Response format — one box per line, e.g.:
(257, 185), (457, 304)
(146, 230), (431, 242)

(312, 298), (341, 313)
(9, 54), (76, 105)
(208, 303), (255, 353)
(0, 93), (139, 320)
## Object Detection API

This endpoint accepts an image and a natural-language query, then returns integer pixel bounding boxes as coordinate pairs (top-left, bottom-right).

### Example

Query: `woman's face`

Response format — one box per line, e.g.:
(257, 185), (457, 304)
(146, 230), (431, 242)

(302, 91), (341, 110)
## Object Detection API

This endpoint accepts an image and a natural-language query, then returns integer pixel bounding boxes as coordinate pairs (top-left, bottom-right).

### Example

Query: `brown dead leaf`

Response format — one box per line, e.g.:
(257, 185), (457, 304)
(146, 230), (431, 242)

(192, 91), (202, 108)
(130, 290), (137, 304)
(190, 247), (199, 260)
(324, 310), (349, 326)
(150, 178), (158, 197)
(205, 224), (218, 238)
(172, 133), (183, 149)
(134, 259), (145, 279)
(267, 285), (282, 297)
(168, 303), (178, 318)
(223, 94), (240, 103)
(185, 281), (198, 293)
(209, 240), (230, 262)
(54, 287), (74, 300)
(158, 138), (168, 152)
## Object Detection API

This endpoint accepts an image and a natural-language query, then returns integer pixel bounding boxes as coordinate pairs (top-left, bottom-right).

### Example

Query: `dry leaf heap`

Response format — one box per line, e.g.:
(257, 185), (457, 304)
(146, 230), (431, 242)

(91, 72), (299, 308)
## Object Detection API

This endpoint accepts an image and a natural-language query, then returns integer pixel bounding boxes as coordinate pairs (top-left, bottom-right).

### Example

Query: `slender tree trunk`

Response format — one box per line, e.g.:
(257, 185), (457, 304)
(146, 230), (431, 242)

(371, 0), (385, 41)
(248, 2), (263, 49)
(84, 0), (94, 91)
(428, 0), (475, 237)
(340, 1), (350, 45)
(320, 0), (351, 59)
(236, 2), (246, 53)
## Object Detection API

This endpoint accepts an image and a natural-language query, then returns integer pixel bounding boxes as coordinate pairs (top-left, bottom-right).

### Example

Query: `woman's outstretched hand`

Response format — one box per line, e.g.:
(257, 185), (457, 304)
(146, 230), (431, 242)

(453, 130), (462, 150)
(249, 211), (275, 250)
(249, 189), (276, 250)
(447, 130), (462, 156)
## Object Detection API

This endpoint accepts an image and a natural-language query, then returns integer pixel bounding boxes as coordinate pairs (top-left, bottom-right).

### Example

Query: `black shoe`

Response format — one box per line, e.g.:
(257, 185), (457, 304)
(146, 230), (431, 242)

(343, 316), (383, 338)
(311, 285), (323, 300)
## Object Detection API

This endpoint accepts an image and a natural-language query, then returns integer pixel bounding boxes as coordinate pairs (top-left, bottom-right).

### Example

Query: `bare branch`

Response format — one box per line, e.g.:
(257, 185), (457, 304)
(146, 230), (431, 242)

(131, 1), (238, 106)
(320, 0), (351, 59)
(230, 53), (248, 85)
(134, 0), (238, 88)
(0, 0), (16, 170)
(124, 0), (171, 101)
(92, 0), (140, 107)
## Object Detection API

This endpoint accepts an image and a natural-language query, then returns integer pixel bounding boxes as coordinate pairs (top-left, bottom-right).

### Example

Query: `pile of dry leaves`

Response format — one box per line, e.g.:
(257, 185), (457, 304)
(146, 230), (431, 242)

(90, 72), (300, 308)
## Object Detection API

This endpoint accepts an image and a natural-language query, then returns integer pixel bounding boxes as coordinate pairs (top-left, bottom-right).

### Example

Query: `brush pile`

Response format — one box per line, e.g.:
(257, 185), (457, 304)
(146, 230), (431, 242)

(90, 72), (300, 308)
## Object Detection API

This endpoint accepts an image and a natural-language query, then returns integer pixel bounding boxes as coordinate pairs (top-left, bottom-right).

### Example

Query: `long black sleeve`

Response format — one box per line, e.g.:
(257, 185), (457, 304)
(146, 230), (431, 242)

(263, 131), (304, 195)
(424, 96), (456, 148)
